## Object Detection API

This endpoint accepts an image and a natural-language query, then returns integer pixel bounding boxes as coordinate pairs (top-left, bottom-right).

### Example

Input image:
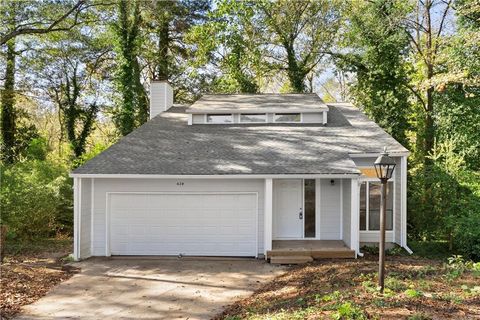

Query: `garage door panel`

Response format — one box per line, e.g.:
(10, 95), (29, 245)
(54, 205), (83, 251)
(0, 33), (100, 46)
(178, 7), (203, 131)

(110, 193), (257, 256)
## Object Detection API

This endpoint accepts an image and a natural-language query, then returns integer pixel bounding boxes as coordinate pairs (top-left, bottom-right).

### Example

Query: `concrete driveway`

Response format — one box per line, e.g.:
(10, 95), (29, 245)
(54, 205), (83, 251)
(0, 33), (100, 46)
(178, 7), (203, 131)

(16, 257), (284, 320)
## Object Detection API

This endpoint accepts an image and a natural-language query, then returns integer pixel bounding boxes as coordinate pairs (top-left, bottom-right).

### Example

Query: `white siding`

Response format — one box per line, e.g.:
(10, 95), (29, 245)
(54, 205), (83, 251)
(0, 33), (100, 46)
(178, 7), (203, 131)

(319, 179), (342, 240)
(342, 179), (351, 247)
(90, 178), (264, 256)
(302, 112), (324, 123)
(192, 114), (205, 124)
(352, 156), (403, 245)
(80, 178), (92, 259)
(360, 232), (394, 243)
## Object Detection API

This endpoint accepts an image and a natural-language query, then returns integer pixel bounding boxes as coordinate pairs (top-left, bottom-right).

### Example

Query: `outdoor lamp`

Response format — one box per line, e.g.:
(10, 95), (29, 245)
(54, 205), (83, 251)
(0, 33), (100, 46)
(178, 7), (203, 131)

(374, 147), (396, 181)
(374, 146), (396, 293)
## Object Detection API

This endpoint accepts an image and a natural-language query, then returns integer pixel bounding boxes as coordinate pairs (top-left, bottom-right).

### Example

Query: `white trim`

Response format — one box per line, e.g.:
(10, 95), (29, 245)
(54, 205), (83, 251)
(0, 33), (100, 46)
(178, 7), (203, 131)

(187, 114), (193, 125)
(70, 173), (361, 179)
(340, 179), (343, 239)
(90, 178), (94, 256)
(322, 111), (327, 124)
(350, 179), (360, 256)
(316, 178), (321, 239)
(73, 178), (79, 261)
(187, 108), (328, 115)
(401, 155), (408, 248)
(105, 193), (110, 257)
(106, 191), (259, 258)
(349, 152), (410, 158)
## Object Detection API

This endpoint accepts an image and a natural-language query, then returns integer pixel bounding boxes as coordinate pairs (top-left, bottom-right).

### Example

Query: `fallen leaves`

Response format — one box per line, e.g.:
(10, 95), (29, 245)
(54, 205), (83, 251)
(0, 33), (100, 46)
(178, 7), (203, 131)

(1, 243), (78, 319)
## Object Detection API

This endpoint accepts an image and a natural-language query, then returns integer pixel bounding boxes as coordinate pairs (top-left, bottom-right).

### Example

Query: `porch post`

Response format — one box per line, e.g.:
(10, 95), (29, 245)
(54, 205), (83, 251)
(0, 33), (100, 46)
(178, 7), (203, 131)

(73, 177), (80, 261)
(264, 178), (273, 257)
(401, 156), (408, 248)
(350, 178), (360, 257)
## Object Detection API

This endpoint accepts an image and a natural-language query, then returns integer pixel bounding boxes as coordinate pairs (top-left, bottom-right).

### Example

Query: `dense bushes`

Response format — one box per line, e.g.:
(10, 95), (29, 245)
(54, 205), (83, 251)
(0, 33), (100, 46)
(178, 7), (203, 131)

(409, 140), (480, 260)
(0, 160), (73, 240)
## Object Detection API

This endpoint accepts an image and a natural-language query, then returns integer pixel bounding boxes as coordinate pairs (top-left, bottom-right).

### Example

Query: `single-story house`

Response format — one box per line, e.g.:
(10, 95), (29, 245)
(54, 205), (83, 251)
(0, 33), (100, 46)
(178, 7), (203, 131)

(70, 81), (411, 263)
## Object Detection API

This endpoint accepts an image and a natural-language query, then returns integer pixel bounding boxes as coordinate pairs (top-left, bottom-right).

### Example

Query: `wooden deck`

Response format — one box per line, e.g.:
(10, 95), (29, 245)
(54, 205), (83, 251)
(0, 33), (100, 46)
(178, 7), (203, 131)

(267, 240), (356, 262)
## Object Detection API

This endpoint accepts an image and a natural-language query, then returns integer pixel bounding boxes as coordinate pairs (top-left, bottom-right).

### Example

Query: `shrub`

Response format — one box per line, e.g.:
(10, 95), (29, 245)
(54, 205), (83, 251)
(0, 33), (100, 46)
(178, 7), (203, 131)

(332, 302), (367, 320)
(0, 160), (72, 240)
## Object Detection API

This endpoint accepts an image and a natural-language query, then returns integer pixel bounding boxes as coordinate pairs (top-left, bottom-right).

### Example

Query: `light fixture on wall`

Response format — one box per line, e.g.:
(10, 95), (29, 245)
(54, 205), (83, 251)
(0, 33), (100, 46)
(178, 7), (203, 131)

(330, 179), (335, 185)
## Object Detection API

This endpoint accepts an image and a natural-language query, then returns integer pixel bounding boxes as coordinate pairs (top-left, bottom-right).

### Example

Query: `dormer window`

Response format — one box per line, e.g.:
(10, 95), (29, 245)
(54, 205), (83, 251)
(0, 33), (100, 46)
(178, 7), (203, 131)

(240, 113), (267, 123)
(206, 114), (232, 124)
(274, 113), (301, 123)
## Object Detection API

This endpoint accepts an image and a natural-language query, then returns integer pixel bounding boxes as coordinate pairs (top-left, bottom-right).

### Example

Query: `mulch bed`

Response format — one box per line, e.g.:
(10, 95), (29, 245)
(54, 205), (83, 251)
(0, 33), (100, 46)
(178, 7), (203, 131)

(216, 255), (480, 319)
(0, 243), (78, 319)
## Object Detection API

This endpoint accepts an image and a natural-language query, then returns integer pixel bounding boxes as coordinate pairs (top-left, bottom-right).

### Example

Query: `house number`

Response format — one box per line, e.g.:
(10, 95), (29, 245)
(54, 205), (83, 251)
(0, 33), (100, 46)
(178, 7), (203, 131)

(176, 182), (184, 186)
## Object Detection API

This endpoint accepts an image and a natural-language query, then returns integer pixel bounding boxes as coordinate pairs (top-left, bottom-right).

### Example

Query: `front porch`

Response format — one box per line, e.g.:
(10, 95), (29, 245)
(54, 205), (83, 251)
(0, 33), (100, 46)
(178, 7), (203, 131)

(263, 177), (361, 263)
(266, 240), (356, 264)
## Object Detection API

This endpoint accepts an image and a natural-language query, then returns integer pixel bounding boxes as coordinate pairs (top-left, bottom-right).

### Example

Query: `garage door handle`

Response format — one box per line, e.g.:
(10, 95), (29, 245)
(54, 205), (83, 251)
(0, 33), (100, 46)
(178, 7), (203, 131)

(299, 210), (303, 220)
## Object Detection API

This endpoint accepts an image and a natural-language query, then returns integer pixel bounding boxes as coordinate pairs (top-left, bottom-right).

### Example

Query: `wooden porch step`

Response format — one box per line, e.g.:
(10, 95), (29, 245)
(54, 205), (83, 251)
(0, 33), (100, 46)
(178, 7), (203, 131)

(311, 250), (356, 259)
(270, 255), (313, 264)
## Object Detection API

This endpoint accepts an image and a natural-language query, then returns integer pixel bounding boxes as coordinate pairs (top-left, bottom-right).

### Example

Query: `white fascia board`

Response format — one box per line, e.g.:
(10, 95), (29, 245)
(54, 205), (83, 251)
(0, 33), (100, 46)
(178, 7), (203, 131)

(349, 151), (410, 158)
(186, 108), (328, 114)
(69, 173), (361, 179)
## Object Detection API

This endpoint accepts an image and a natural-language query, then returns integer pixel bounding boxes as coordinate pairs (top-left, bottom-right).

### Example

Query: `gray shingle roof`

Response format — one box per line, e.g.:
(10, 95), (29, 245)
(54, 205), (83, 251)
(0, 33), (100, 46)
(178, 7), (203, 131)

(72, 103), (408, 175)
(187, 93), (328, 113)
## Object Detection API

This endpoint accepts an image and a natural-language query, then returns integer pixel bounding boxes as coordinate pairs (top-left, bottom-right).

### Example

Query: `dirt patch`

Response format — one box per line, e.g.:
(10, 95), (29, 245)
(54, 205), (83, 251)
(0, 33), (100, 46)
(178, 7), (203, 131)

(216, 255), (480, 319)
(0, 239), (78, 319)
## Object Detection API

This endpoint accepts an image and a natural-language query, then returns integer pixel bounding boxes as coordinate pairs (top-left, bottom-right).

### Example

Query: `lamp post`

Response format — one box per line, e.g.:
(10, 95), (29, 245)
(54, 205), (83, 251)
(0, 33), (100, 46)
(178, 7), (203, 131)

(374, 147), (396, 293)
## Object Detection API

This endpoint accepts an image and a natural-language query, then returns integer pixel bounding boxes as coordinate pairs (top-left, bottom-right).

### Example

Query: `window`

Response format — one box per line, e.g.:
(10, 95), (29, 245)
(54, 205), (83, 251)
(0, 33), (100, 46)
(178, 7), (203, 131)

(274, 113), (301, 123)
(206, 114), (232, 123)
(360, 181), (393, 231)
(304, 179), (316, 237)
(240, 113), (266, 123)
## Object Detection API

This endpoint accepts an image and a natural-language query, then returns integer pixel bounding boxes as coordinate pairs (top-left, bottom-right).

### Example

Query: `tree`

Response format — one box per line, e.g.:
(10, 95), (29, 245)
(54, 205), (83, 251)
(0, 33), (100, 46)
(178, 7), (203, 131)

(187, 0), (261, 93)
(404, 0), (453, 166)
(336, 0), (411, 147)
(112, 0), (148, 135)
(1, 38), (16, 163)
(0, 0), (87, 46)
(252, 0), (343, 92)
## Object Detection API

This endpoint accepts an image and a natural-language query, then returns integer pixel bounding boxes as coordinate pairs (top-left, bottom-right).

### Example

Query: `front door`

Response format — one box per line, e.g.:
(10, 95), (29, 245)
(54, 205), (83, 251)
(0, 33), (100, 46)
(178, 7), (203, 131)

(273, 179), (303, 238)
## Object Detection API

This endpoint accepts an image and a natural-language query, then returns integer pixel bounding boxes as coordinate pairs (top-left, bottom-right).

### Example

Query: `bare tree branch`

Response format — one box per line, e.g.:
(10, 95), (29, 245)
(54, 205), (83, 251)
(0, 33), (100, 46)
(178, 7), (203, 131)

(1, 0), (86, 45)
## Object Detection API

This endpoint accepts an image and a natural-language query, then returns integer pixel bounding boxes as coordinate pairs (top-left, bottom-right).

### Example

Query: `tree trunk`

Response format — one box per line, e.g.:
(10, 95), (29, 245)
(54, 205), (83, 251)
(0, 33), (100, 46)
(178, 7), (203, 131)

(285, 44), (306, 93)
(156, 18), (169, 81)
(1, 40), (16, 164)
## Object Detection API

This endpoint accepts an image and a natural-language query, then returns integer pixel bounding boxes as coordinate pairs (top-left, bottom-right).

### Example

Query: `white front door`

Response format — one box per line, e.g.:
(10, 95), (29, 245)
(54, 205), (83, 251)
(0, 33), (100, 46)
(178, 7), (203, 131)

(273, 179), (303, 238)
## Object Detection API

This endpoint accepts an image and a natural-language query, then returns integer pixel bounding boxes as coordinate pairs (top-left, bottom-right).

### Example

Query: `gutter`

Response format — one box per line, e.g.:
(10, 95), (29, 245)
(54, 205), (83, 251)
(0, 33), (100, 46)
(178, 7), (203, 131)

(403, 244), (413, 255)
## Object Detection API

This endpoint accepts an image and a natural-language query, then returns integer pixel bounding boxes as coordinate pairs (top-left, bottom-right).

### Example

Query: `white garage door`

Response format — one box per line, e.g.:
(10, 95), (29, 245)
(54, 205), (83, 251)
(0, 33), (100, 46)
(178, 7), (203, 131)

(109, 193), (257, 256)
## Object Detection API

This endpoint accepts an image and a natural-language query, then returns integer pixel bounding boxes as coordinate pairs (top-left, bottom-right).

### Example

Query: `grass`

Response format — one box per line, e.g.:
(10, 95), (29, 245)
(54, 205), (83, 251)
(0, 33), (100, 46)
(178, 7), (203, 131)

(215, 253), (480, 320)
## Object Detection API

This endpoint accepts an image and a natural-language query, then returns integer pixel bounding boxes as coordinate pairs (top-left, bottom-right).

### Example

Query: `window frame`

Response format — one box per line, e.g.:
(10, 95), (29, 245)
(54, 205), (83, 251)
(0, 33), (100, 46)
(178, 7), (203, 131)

(239, 113), (267, 124)
(205, 113), (233, 124)
(359, 177), (395, 232)
(273, 113), (302, 123)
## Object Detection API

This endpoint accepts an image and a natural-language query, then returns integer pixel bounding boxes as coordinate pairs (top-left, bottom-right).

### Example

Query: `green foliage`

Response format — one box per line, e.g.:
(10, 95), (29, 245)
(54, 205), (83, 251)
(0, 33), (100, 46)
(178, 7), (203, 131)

(0, 160), (72, 240)
(338, 0), (411, 146)
(408, 139), (480, 259)
(112, 0), (148, 136)
(404, 288), (422, 298)
(332, 302), (367, 320)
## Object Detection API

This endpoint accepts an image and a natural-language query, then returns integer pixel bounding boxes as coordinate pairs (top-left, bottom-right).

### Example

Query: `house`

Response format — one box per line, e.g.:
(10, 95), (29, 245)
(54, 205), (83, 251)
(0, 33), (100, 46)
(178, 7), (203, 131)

(70, 81), (411, 263)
